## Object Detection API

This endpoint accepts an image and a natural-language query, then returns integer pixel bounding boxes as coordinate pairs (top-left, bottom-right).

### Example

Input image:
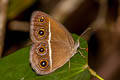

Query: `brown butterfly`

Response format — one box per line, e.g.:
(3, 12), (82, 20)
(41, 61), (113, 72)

(29, 11), (79, 75)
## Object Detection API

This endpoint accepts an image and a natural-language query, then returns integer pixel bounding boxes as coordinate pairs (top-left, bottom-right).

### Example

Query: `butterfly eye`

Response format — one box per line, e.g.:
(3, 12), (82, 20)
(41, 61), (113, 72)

(39, 59), (48, 69)
(38, 17), (44, 22)
(38, 29), (45, 37)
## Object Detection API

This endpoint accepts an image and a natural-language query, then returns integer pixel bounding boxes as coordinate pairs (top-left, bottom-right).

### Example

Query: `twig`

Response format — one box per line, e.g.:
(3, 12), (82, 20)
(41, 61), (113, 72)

(0, 0), (8, 57)
(8, 0), (85, 32)
(8, 21), (29, 32)
(81, 0), (108, 40)
(91, 0), (120, 80)
(115, 0), (120, 34)
(50, 0), (84, 22)
(88, 66), (104, 80)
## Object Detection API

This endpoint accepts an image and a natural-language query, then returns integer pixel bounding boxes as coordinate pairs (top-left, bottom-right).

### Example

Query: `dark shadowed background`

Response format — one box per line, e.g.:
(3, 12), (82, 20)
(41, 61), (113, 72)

(0, 0), (120, 80)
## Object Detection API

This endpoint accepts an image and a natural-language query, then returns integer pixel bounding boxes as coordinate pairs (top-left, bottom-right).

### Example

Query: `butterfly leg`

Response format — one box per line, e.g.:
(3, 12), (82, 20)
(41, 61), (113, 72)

(78, 50), (86, 58)
(79, 47), (86, 50)
(76, 38), (88, 58)
(79, 46), (88, 53)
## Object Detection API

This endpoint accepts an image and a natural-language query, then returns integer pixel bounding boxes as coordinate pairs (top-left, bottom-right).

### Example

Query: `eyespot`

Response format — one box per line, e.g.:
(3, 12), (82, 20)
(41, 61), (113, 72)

(39, 47), (44, 52)
(38, 16), (44, 22)
(39, 59), (48, 69)
(38, 47), (45, 55)
(34, 27), (48, 40)
(38, 29), (45, 37)
(36, 42), (48, 56)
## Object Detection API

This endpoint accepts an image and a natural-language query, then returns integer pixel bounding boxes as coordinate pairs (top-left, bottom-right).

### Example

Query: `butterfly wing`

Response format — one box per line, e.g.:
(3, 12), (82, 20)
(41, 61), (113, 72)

(30, 41), (73, 75)
(30, 11), (74, 46)
(30, 11), (78, 75)
(30, 11), (49, 42)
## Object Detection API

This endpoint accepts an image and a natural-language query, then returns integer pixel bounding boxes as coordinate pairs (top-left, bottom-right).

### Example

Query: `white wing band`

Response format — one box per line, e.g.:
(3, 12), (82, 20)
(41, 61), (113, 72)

(48, 19), (52, 71)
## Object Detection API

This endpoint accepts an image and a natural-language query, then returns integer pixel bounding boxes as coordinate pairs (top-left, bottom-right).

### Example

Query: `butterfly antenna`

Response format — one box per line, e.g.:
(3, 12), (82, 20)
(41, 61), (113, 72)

(76, 28), (91, 58)
(80, 28), (91, 37)
(77, 27), (92, 42)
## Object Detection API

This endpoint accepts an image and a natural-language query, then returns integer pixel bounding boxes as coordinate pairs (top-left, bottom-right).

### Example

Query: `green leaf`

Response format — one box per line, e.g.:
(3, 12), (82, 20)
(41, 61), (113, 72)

(8, 0), (35, 19)
(0, 34), (91, 80)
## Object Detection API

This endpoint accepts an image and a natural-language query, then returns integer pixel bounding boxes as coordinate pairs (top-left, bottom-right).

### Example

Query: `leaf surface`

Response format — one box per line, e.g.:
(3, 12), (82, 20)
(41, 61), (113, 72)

(0, 34), (90, 80)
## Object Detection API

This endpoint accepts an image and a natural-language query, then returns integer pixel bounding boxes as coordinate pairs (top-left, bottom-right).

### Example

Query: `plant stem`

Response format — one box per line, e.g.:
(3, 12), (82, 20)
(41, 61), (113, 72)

(0, 0), (8, 57)
(88, 66), (104, 80)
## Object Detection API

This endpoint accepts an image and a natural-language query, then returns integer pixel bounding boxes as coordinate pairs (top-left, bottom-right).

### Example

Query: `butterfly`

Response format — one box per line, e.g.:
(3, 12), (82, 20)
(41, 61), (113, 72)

(29, 11), (79, 75)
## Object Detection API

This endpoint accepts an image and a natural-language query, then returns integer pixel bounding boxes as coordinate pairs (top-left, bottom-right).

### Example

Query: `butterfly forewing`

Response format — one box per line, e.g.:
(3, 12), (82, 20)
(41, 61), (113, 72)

(30, 11), (49, 42)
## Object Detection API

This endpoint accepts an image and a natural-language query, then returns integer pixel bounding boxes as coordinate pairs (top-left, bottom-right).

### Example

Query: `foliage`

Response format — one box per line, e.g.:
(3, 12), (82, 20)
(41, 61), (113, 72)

(0, 34), (91, 80)
(8, 0), (35, 19)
